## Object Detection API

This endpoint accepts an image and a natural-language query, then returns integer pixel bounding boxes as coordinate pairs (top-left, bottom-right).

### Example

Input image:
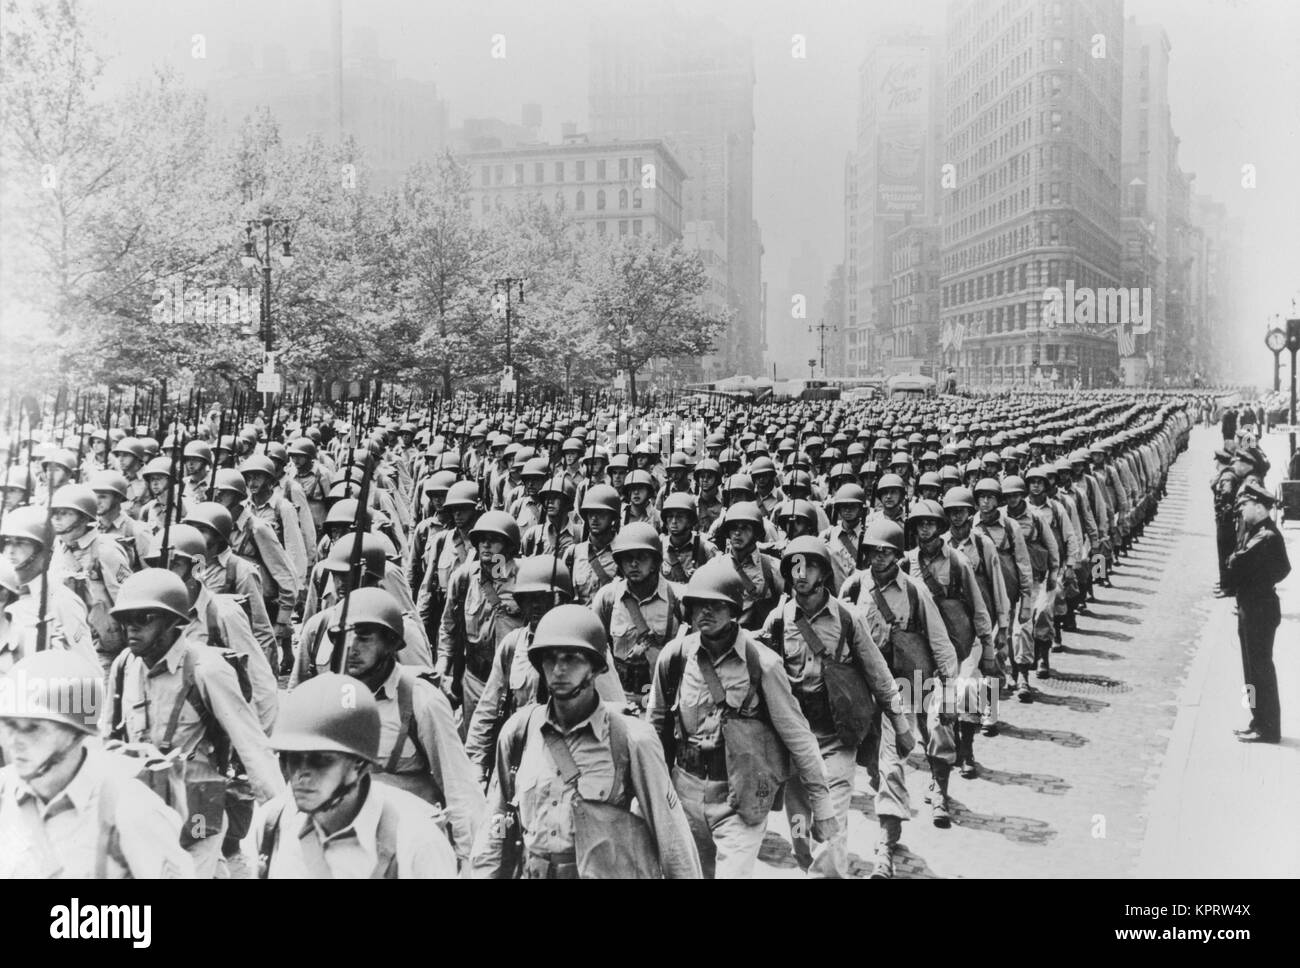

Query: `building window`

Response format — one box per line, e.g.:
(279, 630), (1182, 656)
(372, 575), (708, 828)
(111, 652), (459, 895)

(555, 191), (564, 212)
(481, 195), (490, 215)
(514, 164), (524, 185)
(618, 188), (628, 209)
(596, 221), (607, 236)
(596, 189), (606, 210)
(534, 162), (544, 184)
(555, 162), (565, 182)
(619, 220), (629, 236)
(633, 219), (643, 236)
(632, 187), (643, 209)
(480, 165), (490, 186)
(575, 190), (585, 211)
(576, 160), (586, 181)
(619, 158), (629, 179)
(494, 165), (504, 185)
(633, 156), (642, 180)
(597, 159), (607, 179)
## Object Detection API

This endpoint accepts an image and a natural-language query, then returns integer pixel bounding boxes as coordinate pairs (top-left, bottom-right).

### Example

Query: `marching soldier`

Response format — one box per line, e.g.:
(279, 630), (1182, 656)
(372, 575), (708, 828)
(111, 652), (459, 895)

(1002, 475), (1058, 700)
(258, 673), (458, 878)
(717, 502), (784, 631)
(649, 557), (836, 879)
(661, 493), (716, 584)
(566, 483), (620, 606)
(0, 650), (195, 878)
(821, 483), (867, 594)
(0, 548), (96, 672)
(471, 604), (702, 879)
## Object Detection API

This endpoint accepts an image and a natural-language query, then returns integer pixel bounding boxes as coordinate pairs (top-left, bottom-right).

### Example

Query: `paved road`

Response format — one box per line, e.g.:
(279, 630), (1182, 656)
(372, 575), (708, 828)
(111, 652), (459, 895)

(758, 424), (1298, 878)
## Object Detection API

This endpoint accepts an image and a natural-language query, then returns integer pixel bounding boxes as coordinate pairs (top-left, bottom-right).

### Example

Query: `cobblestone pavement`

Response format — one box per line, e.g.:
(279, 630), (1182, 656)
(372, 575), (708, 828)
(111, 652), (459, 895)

(758, 425), (1250, 878)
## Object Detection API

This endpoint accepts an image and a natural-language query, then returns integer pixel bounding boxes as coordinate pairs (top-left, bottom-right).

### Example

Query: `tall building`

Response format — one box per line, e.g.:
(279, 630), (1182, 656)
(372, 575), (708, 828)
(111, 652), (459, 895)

(589, 9), (762, 376)
(462, 135), (686, 243)
(844, 32), (944, 378)
(823, 263), (848, 377)
(769, 243), (825, 378)
(887, 219), (942, 376)
(1120, 17), (1173, 384)
(939, 0), (1124, 388)
(684, 220), (731, 382)
(207, 28), (449, 192)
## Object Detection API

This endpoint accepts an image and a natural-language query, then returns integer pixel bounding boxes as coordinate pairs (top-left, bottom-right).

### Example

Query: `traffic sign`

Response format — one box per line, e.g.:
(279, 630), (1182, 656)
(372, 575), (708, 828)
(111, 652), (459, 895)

(256, 372), (282, 393)
(1270, 424), (1300, 435)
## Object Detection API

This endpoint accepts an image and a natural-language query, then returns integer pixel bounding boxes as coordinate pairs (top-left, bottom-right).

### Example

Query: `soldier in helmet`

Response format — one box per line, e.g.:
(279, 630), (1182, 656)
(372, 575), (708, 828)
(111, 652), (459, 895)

(0, 538), (95, 672)
(1001, 475), (1059, 700)
(46, 484), (133, 675)
(184, 501), (280, 676)
(692, 458), (726, 535)
(661, 493), (716, 585)
(592, 523), (686, 709)
(508, 458), (550, 533)
(266, 441), (318, 573)
(756, 537), (912, 878)
(110, 437), (149, 518)
(325, 586), (485, 865)
(137, 456), (187, 538)
(240, 455), (309, 604)
(840, 519), (959, 874)
(565, 483), (619, 606)
(621, 469), (661, 531)
(520, 475), (582, 557)
(465, 558), (625, 776)
(437, 511), (525, 730)
(414, 480), (476, 645)
(822, 483), (866, 595)
(212, 469), (299, 675)
(405, 470), (457, 601)
(288, 437), (331, 534)
(180, 439), (214, 508)
(716, 502), (784, 631)
(649, 557), (834, 879)
(103, 569), (284, 876)
(0, 650), (195, 878)
(257, 673), (457, 878)
(471, 604), (701, 879)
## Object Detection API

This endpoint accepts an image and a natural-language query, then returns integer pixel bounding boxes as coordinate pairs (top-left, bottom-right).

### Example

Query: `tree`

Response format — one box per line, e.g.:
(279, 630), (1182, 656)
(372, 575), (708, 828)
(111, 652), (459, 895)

(579, 236), (729, 407)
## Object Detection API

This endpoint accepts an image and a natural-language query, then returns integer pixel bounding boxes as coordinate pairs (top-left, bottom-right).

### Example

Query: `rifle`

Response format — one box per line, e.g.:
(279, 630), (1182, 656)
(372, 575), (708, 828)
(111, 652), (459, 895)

(33, 395), (53, 651)
(329, 443), (375, 674)
(159, 399), (184, 569)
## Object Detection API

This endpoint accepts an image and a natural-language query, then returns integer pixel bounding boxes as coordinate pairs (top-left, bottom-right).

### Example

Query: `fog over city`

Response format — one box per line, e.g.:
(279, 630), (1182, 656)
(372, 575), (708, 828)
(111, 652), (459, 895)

(79, 0), (1300, 383)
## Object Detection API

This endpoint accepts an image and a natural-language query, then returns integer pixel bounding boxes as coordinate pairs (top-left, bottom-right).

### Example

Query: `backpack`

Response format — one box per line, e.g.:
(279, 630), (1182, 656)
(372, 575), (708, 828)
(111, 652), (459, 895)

(654, 634), (766, 768)
(258, 793), (402, 879)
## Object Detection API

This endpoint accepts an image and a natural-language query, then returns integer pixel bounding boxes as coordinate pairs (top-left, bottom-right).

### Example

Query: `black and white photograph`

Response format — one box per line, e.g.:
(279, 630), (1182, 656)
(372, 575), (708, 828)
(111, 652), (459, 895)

(0, 0), (1296, 925)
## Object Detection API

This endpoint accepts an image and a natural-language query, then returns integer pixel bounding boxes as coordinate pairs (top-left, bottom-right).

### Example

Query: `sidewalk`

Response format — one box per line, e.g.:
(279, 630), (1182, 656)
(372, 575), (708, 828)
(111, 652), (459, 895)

(1135, 426), (1300, 877)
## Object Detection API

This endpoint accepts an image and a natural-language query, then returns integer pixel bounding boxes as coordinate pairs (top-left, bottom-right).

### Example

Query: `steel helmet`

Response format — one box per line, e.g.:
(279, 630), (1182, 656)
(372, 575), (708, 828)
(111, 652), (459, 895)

(110, 567), (190, 621)
(141, 456), (174, 481)
(527, 604), (610, 673)
(1069, 448), (1091, 465)
(582, 446), (610, 466)
(889, 452), (912, 469)
(722, 473), (755, 497)
(512, 556), (574, 598)
(1054, 458), (1074, 475)
(212, 468), (248, 499)
(831, 483), (866, 507)
(329, 587), (405, 641)
(469, 510), (521, 556)
(1023, 465), (1050, 483)
(782, 470), (813, 494)
(0, 506), (51, 548)
(287, 437), (318, 460)
(683, 556), (745, 615)
(521, 457), (550, 480)
(973, 477), (1003, 499)
(775, 499), (817, 530)
(605, 452), (629, 473)
(40, 449), (77, 474)
(749, 456), (776, 478)
(537, 475), (576, 503)
(0, 650), (104, 735)
(876, 473), (906, 493)
(939, 465), (962, 484)
(862, 519), (905, 554)
(942, 486), (976, 511)
(182, 440), (213, 464)
(322, 532), (389, 579)
(779, 535), (834, 584)
(908, 499), (948, 528)
(433, 451), (462, 473)
(424, 471), (459, 499)
(661, 492), (697, 520)
(580, 484), (621, 516)
(239, 455), (278, 480)
(623, 469), (656, 493)
(982, 451), (1003, 466)
(264, 441), (289, 466)
(1001, 475), (1027, 496)
(269, 673), (381, 763)
(112, 437), (145, 462)
(142, 524), (207, 566)
(612, 522), (663, 561)
(441, 479), (478, 510)
(49, 484), (97, 519)
(964, 458), (985, 476)
(183, 502), (235, 542)
(720, 501), (764, 533)
(917, 471), (943, 491)
(1, 465), (34, 493)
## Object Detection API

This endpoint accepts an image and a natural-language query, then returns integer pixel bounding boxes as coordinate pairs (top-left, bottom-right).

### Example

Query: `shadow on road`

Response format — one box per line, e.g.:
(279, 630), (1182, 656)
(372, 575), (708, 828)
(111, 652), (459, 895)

(1056, 643), (1124, 660)
(997, 722), (1089, 747)
(1030, 691), (1110, 713)
(1070, 626), (1134, 642)
(972, 766), (1071, 795)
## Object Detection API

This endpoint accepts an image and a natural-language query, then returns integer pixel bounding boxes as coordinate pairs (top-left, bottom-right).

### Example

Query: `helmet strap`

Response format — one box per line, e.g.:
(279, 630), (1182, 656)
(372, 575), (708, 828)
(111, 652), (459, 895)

(25, 733), (86, 789)
(307, 763), (369, 820)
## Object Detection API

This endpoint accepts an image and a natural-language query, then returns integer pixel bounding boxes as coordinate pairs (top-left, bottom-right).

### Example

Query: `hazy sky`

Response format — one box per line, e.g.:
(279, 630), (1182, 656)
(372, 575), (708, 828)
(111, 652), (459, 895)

(84, 0), (1300, 379)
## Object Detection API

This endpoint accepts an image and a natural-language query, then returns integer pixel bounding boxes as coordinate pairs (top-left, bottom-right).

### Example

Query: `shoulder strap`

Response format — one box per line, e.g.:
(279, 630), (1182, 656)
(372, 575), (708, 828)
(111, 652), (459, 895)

(868, 582), (899, 626)
(793, 608), (835, 659)
(370, 798), (400, 879)
(110, 655), (128, 741)
(94, 774), (123, 879)
(205, 597), (226, 650)
(906, 581), (922, 633)
(385, 669), (422, 774)
(758, 554), (775, 593)
(160, 646), (200, 753)
(257, 801), (287, 880)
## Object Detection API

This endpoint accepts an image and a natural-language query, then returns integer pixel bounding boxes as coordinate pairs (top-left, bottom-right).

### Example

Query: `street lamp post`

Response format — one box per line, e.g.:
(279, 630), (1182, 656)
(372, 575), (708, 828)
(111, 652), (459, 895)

(240, 216), (294, 412)
(808, 358), (816, 380)
(808, 318), (838, 375)
(1265, 326), (1286, 393)
(493, 278), (525, 370)
(1285, 318), (1300, 459)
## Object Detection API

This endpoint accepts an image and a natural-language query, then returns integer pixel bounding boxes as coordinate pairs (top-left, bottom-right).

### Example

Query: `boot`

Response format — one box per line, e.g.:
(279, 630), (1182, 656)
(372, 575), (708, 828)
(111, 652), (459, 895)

(1016, 664), (1034, 702)
(1035, 640), (1052, 679)
(871, 817), (902, 879)
(959, 722), (979, 778)
(929, 763), (952, 828)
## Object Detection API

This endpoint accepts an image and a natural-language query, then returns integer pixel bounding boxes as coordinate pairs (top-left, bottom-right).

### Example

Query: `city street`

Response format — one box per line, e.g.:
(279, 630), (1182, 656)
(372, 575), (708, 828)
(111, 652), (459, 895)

(759, 424), (1300, 878)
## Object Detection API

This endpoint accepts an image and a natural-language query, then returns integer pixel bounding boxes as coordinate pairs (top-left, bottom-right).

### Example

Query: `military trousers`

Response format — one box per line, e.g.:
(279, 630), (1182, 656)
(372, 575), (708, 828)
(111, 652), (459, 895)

(1238, 594), (1281, 739)
(785, 746), (855, 879)
(671, 766), (767, 879)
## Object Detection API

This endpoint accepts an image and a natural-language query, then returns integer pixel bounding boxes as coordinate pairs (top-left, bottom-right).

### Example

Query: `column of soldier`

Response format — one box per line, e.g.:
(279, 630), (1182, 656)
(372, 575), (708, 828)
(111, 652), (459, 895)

(0, 383), (1195, 880)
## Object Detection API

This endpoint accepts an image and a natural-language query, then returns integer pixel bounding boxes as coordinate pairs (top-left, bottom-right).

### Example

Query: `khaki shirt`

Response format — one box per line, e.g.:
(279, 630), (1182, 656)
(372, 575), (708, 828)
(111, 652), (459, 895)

(567, 539), (617, 606)
(839, 569), (959, 681)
